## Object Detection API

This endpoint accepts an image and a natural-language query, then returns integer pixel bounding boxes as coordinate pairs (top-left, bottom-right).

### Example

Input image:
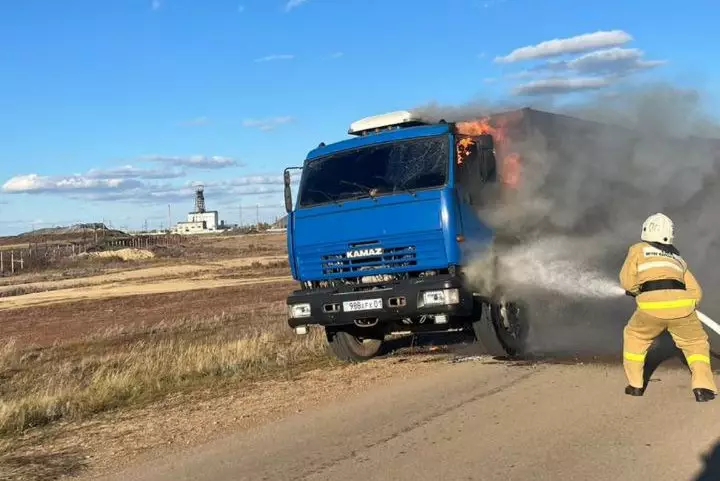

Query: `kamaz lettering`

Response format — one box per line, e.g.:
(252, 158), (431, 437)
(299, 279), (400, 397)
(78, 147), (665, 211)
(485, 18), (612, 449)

(346, 248), (383, 259)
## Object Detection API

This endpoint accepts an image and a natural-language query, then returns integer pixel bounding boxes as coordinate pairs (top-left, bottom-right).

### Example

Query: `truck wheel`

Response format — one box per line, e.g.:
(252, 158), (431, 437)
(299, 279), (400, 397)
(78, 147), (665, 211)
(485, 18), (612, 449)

(472, 299), (528, 358)
(326, 329), (383, 363)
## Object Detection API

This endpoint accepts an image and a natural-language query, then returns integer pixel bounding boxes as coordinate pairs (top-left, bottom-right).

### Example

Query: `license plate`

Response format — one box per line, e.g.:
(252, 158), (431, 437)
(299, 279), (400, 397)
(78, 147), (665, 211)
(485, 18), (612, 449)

(343, 298), (383, 312)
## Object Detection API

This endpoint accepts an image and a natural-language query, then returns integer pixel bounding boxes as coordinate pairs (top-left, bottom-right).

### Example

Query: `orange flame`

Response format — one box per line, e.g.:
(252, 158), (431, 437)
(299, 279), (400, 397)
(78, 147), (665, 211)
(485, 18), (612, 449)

(455, 116), (521, 190)
(456, 117), (505, 144)
(456, 137), (475, 165)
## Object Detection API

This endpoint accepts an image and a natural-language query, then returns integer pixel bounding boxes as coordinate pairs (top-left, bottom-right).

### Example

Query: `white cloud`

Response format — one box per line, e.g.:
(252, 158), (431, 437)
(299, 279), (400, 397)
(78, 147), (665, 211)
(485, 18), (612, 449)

(495, 30), (633, 63)
(513, 77), (612, 96)
(254, 54), (295, 63)
(483, 78), (498, 84)
(85, 165), (185, 180)
(529, 48), (666, 75)
(242, 116), (294, 131)
(145, 155), (239, 169)
(285, 0), (309, 12)
(70, 175), (297, 204)
(208, 175), (295, 187)
(1, 171), (296, 205)
(567, 47), (666, 75)
(2, 174), (144, 194)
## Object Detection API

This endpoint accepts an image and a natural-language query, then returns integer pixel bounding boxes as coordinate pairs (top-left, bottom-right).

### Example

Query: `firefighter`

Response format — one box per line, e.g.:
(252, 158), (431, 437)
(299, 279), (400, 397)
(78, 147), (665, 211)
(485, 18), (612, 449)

(620, 212), (717, 402)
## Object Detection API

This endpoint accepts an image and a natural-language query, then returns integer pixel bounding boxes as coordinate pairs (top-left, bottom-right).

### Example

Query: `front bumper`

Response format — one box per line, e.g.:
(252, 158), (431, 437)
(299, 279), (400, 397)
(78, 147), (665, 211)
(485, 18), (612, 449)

(286, 274), (474, 328)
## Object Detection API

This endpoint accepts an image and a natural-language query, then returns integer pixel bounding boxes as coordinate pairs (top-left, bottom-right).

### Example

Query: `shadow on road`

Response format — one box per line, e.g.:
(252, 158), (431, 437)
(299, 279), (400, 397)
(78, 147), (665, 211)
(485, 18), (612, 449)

(379, 330), (475, 358)
(693, 439), (720, 481)
(377, 324), (718, 374)
(643, 331), (689, 390)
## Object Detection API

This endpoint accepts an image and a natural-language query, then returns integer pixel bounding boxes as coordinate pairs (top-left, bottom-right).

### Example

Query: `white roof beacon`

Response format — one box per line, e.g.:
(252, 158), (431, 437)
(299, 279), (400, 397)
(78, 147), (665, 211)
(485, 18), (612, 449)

(347, 110), (431, 136)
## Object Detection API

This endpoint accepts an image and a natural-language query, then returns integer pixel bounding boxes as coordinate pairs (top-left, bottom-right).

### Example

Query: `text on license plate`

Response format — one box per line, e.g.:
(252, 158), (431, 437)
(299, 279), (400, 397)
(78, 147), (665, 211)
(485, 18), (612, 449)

(343, 298), (383, 312)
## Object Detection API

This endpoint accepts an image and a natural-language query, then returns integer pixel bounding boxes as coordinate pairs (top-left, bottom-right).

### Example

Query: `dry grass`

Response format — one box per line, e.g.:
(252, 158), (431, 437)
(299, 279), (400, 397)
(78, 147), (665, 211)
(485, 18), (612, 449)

(0, 234), (287, 285)
(0, 262), (290, 300)
(0, 255), (165, 288)
(0, 306), (329, 437)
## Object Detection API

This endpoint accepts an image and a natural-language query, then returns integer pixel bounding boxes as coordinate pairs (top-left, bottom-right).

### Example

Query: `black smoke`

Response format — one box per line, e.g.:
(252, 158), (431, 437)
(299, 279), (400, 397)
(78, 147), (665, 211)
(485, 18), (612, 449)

(414, 83), (720, 356)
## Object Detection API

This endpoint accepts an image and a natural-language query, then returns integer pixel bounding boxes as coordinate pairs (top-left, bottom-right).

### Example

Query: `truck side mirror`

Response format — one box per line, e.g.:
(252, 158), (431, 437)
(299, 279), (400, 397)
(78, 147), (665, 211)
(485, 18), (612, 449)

(284, 170), (293, 214)
(283, 166), (304, 214)
(472, 135), (497, 183)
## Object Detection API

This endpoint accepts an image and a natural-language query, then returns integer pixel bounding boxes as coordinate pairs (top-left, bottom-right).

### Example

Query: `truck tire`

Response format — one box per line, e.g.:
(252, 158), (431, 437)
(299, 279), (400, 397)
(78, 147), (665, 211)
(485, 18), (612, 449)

(326, 329), (383, 363)
(472, 299), (528, 358)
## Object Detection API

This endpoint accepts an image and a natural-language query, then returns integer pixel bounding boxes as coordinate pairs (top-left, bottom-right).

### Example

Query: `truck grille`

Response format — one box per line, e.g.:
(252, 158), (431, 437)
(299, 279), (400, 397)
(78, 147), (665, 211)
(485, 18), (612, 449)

(321, 245), (417, 275)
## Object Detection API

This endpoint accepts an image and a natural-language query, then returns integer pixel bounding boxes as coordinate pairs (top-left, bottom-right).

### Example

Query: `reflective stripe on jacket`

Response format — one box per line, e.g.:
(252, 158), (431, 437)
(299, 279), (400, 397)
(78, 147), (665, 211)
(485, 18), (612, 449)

(619, 242), (702, 319)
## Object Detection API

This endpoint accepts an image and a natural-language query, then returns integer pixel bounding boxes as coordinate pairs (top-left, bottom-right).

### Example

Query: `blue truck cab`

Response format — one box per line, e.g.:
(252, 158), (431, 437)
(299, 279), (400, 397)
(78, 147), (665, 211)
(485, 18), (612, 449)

(282, 110), (527, 362)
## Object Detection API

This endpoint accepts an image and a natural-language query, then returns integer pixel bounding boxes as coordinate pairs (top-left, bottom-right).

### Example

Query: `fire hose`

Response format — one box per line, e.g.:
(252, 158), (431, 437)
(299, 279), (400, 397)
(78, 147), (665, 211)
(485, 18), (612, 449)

(625, 290), (720, 336)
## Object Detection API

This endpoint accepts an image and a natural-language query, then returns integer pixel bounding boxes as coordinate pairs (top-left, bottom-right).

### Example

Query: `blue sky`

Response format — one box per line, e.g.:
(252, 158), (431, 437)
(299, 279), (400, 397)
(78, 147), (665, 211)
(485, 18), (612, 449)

(1, 0), (718, 235)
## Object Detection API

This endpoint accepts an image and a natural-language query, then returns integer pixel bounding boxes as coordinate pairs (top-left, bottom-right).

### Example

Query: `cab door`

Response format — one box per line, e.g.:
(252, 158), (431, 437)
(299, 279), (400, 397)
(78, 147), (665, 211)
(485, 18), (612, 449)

(454, 135), (496, 261)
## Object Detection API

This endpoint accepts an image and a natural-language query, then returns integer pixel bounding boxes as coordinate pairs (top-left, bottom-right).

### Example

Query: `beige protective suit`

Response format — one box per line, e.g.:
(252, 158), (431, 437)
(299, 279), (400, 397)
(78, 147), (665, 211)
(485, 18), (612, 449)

(619, 241), (717, 393)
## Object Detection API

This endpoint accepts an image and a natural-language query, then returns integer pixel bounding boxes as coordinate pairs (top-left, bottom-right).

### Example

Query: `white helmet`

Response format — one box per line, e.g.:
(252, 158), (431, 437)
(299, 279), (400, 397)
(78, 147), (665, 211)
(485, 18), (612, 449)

(641, 213), (674, 245)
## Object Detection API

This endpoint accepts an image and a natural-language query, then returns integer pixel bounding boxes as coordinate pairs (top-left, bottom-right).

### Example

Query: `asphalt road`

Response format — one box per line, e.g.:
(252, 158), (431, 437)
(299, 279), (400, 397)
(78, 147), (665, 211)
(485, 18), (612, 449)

(88, 359), (720, 481)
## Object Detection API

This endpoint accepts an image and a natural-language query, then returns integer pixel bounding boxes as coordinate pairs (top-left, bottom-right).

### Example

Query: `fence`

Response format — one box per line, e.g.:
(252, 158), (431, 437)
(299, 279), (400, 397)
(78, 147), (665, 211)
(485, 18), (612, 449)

(101, 234), (184, 250)
(0, 234), (184, 276)
(0, 250), (26, 274)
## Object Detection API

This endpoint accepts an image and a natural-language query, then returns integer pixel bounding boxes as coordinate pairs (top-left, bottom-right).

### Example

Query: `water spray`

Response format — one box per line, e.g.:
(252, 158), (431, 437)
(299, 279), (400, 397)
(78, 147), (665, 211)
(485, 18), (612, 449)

(487, 236), (628, 299)
(471, 235), (720, 342)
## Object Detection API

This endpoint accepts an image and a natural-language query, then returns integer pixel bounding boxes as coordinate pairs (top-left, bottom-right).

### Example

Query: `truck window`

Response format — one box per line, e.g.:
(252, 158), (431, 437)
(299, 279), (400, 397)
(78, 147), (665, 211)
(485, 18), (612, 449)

(298, 136), (449, 207)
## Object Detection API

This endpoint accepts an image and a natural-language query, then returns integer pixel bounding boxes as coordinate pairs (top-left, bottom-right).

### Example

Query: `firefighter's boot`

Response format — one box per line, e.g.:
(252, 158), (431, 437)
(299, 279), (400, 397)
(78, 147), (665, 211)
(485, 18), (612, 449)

(625, 385), (644, 397)
(693, 388), (716, 402)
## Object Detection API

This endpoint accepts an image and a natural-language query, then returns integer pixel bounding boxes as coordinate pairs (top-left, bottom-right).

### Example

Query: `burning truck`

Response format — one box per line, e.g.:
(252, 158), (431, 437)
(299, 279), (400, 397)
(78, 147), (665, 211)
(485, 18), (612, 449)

(281, 107), (720, 362)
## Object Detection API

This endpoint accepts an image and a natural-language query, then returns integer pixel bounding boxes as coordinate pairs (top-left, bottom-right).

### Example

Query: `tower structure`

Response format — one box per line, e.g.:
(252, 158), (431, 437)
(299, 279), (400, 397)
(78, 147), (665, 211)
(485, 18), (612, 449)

(194, 185), (206, 213)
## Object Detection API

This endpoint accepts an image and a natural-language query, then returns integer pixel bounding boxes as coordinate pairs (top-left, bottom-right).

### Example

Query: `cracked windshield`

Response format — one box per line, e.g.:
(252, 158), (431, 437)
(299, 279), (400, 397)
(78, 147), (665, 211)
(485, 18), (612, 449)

(298, 136), (448, 206)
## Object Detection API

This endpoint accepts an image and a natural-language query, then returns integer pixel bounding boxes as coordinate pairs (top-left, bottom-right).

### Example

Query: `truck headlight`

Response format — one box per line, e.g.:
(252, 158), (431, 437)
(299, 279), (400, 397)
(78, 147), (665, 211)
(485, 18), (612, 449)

(422, 288), (460, 306)
(289, 303), (311, 319)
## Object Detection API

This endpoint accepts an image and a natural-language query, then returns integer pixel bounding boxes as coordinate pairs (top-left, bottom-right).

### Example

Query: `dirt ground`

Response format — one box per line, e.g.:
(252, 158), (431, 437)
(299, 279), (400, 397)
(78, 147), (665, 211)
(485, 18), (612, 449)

(1, 281), (297, 347)
(0, 233), (295, 345)
(0, 255), (290, 312)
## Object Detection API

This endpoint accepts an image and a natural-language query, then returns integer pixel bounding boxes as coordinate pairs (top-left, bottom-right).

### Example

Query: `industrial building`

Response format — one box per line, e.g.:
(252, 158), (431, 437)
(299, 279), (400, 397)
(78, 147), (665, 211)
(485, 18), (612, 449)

(172, 186), (223, 235)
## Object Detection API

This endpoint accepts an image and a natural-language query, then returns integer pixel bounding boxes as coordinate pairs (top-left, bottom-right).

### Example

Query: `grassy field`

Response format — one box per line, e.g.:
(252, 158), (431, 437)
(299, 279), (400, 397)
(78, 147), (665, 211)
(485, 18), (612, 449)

(0, 233), (332, 480)
(0, 307), (329, 437)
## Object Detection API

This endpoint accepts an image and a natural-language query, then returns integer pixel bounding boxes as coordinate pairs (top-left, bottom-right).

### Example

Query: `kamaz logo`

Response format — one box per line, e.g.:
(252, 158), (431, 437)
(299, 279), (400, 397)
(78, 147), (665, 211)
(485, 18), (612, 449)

(346, 247), (384, 259)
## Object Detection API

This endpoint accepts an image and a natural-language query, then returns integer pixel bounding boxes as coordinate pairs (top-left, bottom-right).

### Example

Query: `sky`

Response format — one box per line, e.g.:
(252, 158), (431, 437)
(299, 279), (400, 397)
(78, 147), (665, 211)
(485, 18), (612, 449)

(1, 0), (718, 235)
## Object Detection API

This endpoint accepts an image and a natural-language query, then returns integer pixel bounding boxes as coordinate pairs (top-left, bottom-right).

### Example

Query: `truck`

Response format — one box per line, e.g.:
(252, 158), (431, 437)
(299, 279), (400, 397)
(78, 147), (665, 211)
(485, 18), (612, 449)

(281, 109), (528, 362)
(281, 106), (720, 362)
